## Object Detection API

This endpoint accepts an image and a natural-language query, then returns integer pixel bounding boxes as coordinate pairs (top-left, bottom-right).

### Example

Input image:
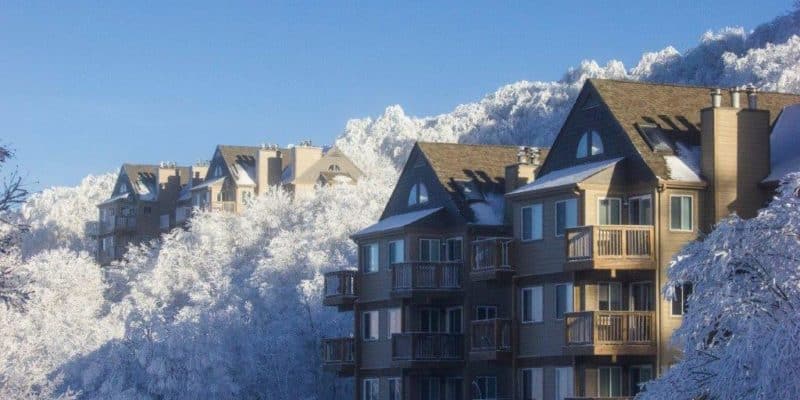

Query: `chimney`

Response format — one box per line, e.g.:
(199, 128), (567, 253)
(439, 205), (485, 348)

(287, 141), (323, 184)
(156, 162), (178, 197)
(730, 87), (741, 108)
(711, 88), (722, 108)
(746, 86), (758, 109)
(700, 93), (771, 226)
(190, 161), (209, 187)
(504, 146), (541, 193)
(256, 144), (282, 196)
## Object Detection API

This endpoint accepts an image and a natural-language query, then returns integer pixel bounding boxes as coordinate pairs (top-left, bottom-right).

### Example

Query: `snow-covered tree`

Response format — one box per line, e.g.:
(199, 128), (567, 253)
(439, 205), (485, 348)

(640, 174), (800, 400)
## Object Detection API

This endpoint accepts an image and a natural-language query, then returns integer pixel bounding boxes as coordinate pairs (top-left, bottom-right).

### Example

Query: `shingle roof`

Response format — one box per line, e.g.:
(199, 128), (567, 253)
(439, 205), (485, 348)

(588, 79), (800, 179)
(121, 164), (158, 200)
(217, 145), (260, 167)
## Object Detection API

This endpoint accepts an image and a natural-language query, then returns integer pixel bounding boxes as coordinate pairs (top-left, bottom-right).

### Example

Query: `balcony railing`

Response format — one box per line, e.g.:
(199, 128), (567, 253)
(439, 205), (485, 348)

(390, 262), (462, 295)
(565, 225), (655, 270)
(321, 337), (355, 375)
(470, 238), (514, 281)
(211, 201), (236, 212)
(565, 311), (656, 355)
(323, 270), (357, 307)
(470, 318), (511, 353)
(392, 333), (464, 363)
(99, 217), (137, 234)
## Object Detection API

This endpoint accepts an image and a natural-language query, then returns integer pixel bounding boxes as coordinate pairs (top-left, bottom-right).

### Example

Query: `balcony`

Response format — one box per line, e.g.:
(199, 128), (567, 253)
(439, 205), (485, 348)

(211, 201), (236, 212)
(323, 270), (357, 309)
(470, 238), (514, 282)
(390, 262), (462, 298)
(392, 333), (464, 367)
(564, 311), (656, 356)
(99, 217), (137, 234)
(321, 337), (354, 376)
(469, 318), (512, 361)
(565, 225), (655, 271)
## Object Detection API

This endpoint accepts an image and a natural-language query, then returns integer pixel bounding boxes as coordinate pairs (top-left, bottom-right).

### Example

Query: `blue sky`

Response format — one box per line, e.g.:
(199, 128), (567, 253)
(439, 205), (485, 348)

(1, 1), (793, 190)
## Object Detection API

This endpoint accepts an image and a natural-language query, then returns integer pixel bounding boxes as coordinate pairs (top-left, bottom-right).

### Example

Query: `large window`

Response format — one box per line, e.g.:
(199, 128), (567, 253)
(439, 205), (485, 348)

(419, 377), (440, 400)
(555, 199), (578, 237)
(362, 243), (379, 273)
(362, 311), (379, 341)
(598, 367), (622, 397)
(521, 286), (543, 323)
(597, 198), (621, 225)
(388, 378), (402, 400)
(446, 237), (463, 261)
(554, 367), (574, 400)
(577, 130), (604, 158)
(446, 307), (462, 334)
(388, 240), (404, 265)
(408, 182), (429, 206)
(670, 195), (693, 231)
(363, 379), (379, 400)
(520, 368), (543, 400)
(473, 376), (497, 400)
(672, 283), (693, 316)
(420, 308), (441, 332)
(388, 308), (402, 338)
(420, 239), (441, 262)
(630, 282), (654, 311)
(629, 195), (653, 225)
(555, 283), (574, 319)
(630, 365), (653, 396)
(475, 305), (497, 321)
(521, 204), (543, 241)
(598, 282), (623, 311)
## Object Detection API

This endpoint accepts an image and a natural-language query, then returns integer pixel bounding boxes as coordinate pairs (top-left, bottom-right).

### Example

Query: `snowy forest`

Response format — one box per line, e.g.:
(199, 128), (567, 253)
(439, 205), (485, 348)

(2, 6), (800, 400)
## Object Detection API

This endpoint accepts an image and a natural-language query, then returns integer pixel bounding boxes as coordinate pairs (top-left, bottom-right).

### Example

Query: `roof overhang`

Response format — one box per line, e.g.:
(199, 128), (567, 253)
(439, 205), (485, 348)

(351, 207), (444, 240)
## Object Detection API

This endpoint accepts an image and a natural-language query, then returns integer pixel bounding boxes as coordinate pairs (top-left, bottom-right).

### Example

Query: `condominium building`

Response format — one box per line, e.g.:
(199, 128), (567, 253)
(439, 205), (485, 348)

(321, 79), (800, 400)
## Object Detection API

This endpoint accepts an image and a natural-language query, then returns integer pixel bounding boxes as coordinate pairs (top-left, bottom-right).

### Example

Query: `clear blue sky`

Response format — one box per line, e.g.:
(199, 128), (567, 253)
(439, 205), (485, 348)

(1, 1), (794, 190)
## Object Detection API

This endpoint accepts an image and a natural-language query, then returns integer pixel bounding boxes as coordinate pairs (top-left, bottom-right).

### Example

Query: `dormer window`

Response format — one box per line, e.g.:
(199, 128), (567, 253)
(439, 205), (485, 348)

(213, 166), (222, 177)
(119, 182), (128, 194)
(577, 130), (604, 158)
(328, 164), (341, 172)
(407, 183), (429, 206)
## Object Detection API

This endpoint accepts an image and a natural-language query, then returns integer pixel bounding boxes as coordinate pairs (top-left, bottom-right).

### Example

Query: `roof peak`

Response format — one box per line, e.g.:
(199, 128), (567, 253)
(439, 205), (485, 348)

(588, 78), (800, 97)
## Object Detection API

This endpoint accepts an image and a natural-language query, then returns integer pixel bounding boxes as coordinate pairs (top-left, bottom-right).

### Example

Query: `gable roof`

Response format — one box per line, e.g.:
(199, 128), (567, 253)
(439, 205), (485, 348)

(587, 79), (800, 180)
(210, 145), (261, 185)
(765, 103), (800, 183)
(120, 164), (158, 201)
(510, 157), (624, 195)
(415, 142), (548, 224)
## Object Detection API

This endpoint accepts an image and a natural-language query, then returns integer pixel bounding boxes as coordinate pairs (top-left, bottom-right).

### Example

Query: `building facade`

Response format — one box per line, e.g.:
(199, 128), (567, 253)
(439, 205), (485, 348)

(322, 79), (800, 399)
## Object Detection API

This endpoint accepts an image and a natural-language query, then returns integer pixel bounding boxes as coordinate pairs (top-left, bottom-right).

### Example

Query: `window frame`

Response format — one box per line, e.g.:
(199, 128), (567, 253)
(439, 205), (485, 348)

(388, 240), (405, 266)
(554, 366), (575, 400)
(362, 311), (379, 341)
(669, 194), (694, 232)
(407, 182), (430, 206)
(445, 306), (463, 334)
(629, 281), (654, 312)
(388, 377), (402, 400)
(576, 130), (604, 159)
(555, 283), (574, 320)
(597, 197), (622, 225)
(474, 376), (497, 400)
(629, 364), (653, 396)
(475, 305), (498, 321)
(520, 203), (543, 241)
(598, 282), (623, 311)
(362, 243), (380, 274)
(362, 378), (379, 400)
(598, 366), (623, 397)
(419, 238), (441, 262)
(520, 367), (543, 400)
(445, 237), (463, 262)
(628, 194), (653, 225)
(671, 283), (693, 316)
(388, 307), (402, 339)
(554, 199), (578, 237)
(521, 286), (543, 324)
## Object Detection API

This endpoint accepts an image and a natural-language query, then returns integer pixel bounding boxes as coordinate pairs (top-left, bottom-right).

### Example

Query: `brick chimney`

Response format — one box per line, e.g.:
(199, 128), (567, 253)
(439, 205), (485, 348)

(256, 144), (282, 195)
(701, 88), (771, 224)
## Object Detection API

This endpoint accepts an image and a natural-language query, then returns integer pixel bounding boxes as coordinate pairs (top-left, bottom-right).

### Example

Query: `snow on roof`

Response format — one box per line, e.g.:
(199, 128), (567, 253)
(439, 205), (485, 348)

(664, 141), (702, 182)
(354, 207), (442, 237)
(135, 180), (156, 201)
(190, 176), (226, 191)
(281, 165), (294, 184)
(233, 162), (256, 186)
(765, 104), (800, 183)
(469, 192), (505, 225)
(98, 193), (130, 206)
(510, 158), (624, 195)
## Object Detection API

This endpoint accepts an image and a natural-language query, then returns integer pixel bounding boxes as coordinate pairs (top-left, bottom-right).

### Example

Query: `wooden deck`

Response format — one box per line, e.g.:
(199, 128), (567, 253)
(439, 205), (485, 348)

(564, 311), (657, 356)
(469, 237), (515, 282)
(565, 225), (656, 271)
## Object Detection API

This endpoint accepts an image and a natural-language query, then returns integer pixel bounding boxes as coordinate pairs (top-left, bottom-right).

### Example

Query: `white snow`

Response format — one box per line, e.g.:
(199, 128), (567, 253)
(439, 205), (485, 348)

(354, 207), (442, 236)
(510, 157), (624, 194)
(281, 165), (294, 183)
(665, 141), (703, 182)
(189, 176), (225, 191)
(469, 193), (505, 225)
(233, 162), (256, 186)
(97, 192), (130, 206)
(765, 103), (800, 182)
(135, 180), (156, 201)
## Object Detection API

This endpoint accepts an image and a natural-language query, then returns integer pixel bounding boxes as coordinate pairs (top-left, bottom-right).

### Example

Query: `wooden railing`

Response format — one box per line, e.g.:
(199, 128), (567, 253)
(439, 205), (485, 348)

(470, 318), (511, 352)
(565, 311), (655, 346)
(391, 262), (462, 292)
(392, 333), (463, 361)
(566, 225), (654, 262)
(471, 237), (513, 271)
(99, 217), (137, 234)
(321, 337), (354, 365)
(324, 270), (357, 298)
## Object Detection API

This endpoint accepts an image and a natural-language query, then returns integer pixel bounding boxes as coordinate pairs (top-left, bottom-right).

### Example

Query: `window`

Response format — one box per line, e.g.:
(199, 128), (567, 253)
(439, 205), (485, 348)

(597, 198), (621, 225)
(598, 282), (623, 311)
(521, 286), (543, 323)
(555, 199), (578, 237)
(119, 182), (128, 193)
(213, 166), (222, 177)
(629, 195), (653, 225)
(630, 282), (654, 311)
(446, 237), (463, 261)
(362, 243), (379, 273)
(362, 311), (379, 341)
(420, 239), (441, 262)
(420, 377), (440, 400)
(159, 214), (170, 229)
(445, 377), (463, 400)
(217, 192), (223, 202)
(473, 376), (496, 400)
(672, 283), (693, 316)
(475, 305), (497, 320)
(242, 191), (252, 204)
(630, 365), (653, 396)
(388, 240), (405, 265)
(362, 378), (379, 400)
(554, 367), (574, 400)
(328, 164), (341, 172)
(520, 368), (543, 400)
(598, 367), (622, 397)
(388, 308), (402, 338)
(555, 283), (574, 319)
(446, 307), (462, 334)
(388, 377), (402, 400)
(408, 183), (429, 206)
(420, 308), (441, 332)
(670, 195), (693, 231)
(577, 130), (604, 158)
(521, 204), (543, 241)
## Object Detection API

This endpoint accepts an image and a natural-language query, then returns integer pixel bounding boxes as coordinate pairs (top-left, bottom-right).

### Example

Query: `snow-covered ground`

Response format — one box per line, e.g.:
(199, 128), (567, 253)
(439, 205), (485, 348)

(2, 6), (800, 399)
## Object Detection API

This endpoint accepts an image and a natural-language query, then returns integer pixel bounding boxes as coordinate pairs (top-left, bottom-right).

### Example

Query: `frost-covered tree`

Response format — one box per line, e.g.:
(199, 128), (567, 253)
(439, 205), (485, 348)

(0, 144), (32, 310)
(640, 174), (800, 400)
